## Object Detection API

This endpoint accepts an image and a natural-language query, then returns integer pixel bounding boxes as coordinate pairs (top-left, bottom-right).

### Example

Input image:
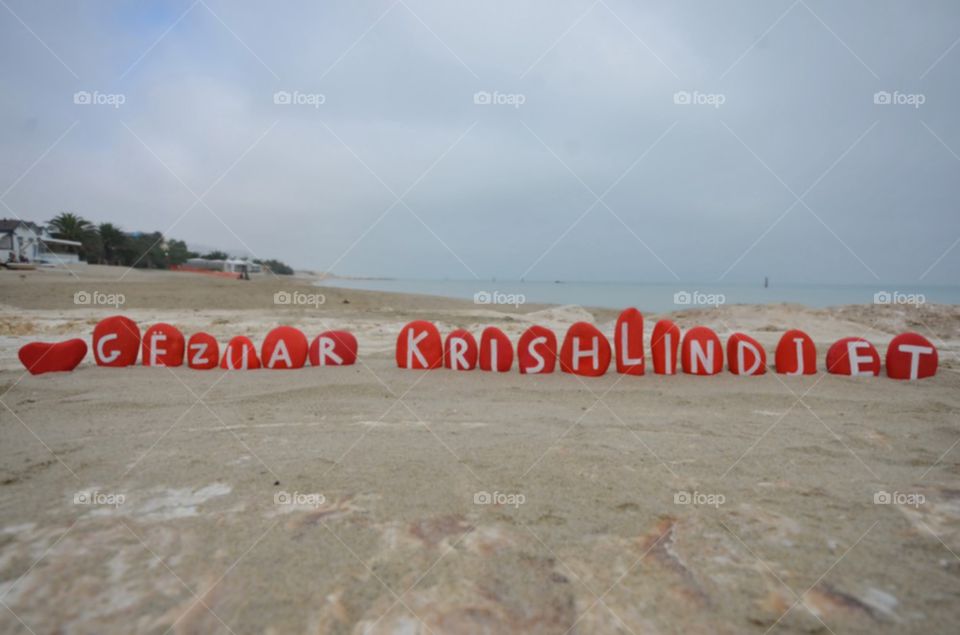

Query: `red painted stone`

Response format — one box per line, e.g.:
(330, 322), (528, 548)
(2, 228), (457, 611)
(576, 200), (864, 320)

(92, 315), (141, 367)
(651, 319), (680, 375)
(886, 332), (938, 380)
(826, 337), (880, 376)
(443, 329), (478, 371)
(309, 331), (358, 367)
(479, 327), (513, 372)
(681, 326), (723, 375)
(187, 333), (219, 370)
(261, 326), (308, 369)
(615, 308), (644, 375)
(775, 329), (817, 375)
(18, 339), (87, 375)
(142, 323), (185, 367)
(559, 322), (611, 377)
(517, 325), (557, 375)
(727, 332), (767, 376)
(396, 321), (442, 370)
(220, 336), (261, 370)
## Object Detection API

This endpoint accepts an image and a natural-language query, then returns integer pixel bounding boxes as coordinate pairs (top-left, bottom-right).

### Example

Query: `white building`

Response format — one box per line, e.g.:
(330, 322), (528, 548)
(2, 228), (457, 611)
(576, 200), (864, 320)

(184, 257), (263, 274)
(0, 220), (84, 265)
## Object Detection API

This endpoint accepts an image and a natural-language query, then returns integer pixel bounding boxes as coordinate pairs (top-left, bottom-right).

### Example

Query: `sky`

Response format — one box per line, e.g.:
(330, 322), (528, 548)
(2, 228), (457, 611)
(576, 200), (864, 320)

(1, 0), (958, 284)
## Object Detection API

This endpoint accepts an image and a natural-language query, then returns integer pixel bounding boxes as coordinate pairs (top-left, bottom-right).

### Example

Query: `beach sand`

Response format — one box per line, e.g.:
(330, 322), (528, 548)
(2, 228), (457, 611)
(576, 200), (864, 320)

(1, 265), (959, 634)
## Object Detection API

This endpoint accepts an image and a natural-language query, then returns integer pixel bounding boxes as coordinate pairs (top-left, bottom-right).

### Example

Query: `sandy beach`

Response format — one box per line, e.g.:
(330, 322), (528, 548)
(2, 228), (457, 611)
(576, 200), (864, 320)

(1, 265), (959, 634)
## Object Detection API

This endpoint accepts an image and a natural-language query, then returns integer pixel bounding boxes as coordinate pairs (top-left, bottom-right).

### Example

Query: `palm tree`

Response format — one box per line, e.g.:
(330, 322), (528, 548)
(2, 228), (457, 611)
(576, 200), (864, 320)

(49, 212), (95, 241)
(48, 212), (97, 261)
(98, 222), (127, 265)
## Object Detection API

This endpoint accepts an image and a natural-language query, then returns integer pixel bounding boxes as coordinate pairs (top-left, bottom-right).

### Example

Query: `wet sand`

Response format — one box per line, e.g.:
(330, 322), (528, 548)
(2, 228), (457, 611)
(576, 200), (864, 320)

(1, 265), (959, 634)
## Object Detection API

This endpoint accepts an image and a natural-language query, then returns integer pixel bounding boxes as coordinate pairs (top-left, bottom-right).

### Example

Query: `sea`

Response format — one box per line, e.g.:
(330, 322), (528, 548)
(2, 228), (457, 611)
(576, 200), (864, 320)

(317, 279), (960, 313)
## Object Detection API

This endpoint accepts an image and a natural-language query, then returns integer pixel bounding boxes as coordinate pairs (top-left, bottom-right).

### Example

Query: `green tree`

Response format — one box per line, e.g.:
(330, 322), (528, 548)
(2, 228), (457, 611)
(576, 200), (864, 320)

(122, 232), (167, 269)
(165, 239), (192, 266)
(98, 222), (128, 265)
(202, 250), (229, 260)
(49, 212), (98, 261)
(48, 212), (94, 241)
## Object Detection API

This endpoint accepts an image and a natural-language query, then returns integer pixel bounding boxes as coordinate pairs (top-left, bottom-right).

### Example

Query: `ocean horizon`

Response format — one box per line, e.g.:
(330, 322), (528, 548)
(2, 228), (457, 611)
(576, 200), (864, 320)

(317, 278), (960, 313)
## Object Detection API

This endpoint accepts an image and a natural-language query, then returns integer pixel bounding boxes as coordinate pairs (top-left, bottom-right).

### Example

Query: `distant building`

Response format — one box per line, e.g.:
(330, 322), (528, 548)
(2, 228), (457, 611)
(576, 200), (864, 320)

(184, 257), (263, 274)
(0, 219), (83, 264)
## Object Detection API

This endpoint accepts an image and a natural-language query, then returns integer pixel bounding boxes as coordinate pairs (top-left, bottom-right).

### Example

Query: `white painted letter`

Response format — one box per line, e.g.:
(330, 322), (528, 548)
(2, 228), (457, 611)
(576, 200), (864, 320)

(847, 341), (874, 376)
(898, 344), (934, 380)
(527, 336), (547, 373)
(317, 337), (343, 366)
(149, 332), (167, 366)
(96, 333), (120, 364)
(407, 329), (428, 368)
(736, 340), (761, 375)
(573, 336), (599, 371)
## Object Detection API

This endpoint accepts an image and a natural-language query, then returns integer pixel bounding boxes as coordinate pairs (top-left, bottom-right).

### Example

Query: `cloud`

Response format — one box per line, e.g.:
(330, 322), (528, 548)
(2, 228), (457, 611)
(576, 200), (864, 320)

(1, 0), (958, 283)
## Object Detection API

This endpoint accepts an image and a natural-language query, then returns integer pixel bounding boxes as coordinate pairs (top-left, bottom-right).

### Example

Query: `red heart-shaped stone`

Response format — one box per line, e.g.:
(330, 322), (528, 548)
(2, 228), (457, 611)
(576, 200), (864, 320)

(727, 332), (767, 376)
(885, 332), (937, 380)
(18, 339), (88, 375)
(827, 337), (880, 376)
(142, 323), (185, 367)
(775, 329), (817, 375)
(92, 315), (141, 367)
(517, 325), (557, 374)
(310, 330), (358, 367)
(396, 321), (442, 370)
(187, 333), (220, 370)
(261, 326), (308, 369)
(681, 326), (723, 375)
(560, 322), (611, 377)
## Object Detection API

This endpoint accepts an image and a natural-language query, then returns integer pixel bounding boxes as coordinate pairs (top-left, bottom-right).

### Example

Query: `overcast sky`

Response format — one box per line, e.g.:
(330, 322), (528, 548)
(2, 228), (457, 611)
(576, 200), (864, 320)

(1, 0), (958, 284)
